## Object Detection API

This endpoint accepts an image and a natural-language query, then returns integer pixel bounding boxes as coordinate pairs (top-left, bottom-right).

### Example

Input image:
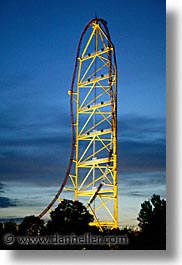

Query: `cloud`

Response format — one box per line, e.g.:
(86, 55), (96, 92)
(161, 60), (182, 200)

(118, 171), (166, 200)
(119, 139), (166, 171)
(0, 101), (72, 186)
(118, 114), (165, 142)
(120, 171), (166, 188)
(0, 111), (165, 187)
(117, 114), (166, 172)
(0, 197), (17, 208)
(0, 183), (6, 193)
(0, 182), (19, 208)
(124, 191), (146, 197)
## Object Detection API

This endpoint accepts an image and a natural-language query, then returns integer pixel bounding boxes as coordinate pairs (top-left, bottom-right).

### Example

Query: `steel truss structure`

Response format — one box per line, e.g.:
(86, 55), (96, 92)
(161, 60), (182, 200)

(39, 18), (118, 230)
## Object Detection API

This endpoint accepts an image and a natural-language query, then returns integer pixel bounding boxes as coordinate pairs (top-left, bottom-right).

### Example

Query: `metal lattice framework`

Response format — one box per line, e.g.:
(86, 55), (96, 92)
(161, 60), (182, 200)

(39, 18), (118, 230)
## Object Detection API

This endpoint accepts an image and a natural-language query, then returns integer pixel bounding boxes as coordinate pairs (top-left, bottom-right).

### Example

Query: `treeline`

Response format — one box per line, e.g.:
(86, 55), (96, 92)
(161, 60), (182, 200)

(0, 194), (166, 250)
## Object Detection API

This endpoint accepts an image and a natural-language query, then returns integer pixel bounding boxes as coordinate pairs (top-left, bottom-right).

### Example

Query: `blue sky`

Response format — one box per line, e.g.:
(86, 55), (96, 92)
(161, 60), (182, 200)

(0, 0), (166, 226)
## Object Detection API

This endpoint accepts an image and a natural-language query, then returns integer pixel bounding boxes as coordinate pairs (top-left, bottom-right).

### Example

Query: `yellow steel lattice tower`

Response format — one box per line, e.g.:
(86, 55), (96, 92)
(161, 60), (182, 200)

(39, 18), (118, 230)
(67, 18), (118, 229)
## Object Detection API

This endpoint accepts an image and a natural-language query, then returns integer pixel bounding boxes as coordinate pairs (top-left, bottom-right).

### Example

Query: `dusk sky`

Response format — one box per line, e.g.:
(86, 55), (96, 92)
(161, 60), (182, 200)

(0, 0), (166, 226)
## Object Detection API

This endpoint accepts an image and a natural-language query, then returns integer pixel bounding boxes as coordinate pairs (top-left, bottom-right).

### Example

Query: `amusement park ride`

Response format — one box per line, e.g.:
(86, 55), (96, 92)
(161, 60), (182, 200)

(38, 18), (118, 230)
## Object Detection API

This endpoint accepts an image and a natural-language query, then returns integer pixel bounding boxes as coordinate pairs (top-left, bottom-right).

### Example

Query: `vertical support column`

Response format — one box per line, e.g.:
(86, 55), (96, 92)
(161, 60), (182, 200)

(113, 134), (118, 228)
(75, 59), (82, 201)
(113, 79), (118, 228)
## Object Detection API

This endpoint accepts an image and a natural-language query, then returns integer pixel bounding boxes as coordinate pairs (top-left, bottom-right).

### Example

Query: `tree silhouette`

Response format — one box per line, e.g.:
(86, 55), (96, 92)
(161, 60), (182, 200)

(4, 221), (17, 235)
(0, 222), (4, 246)
(19, 215), (45, 236)
(47, 199), (94, 235)
(0, 222), (4, 234)
(137, 194), (166, 249)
